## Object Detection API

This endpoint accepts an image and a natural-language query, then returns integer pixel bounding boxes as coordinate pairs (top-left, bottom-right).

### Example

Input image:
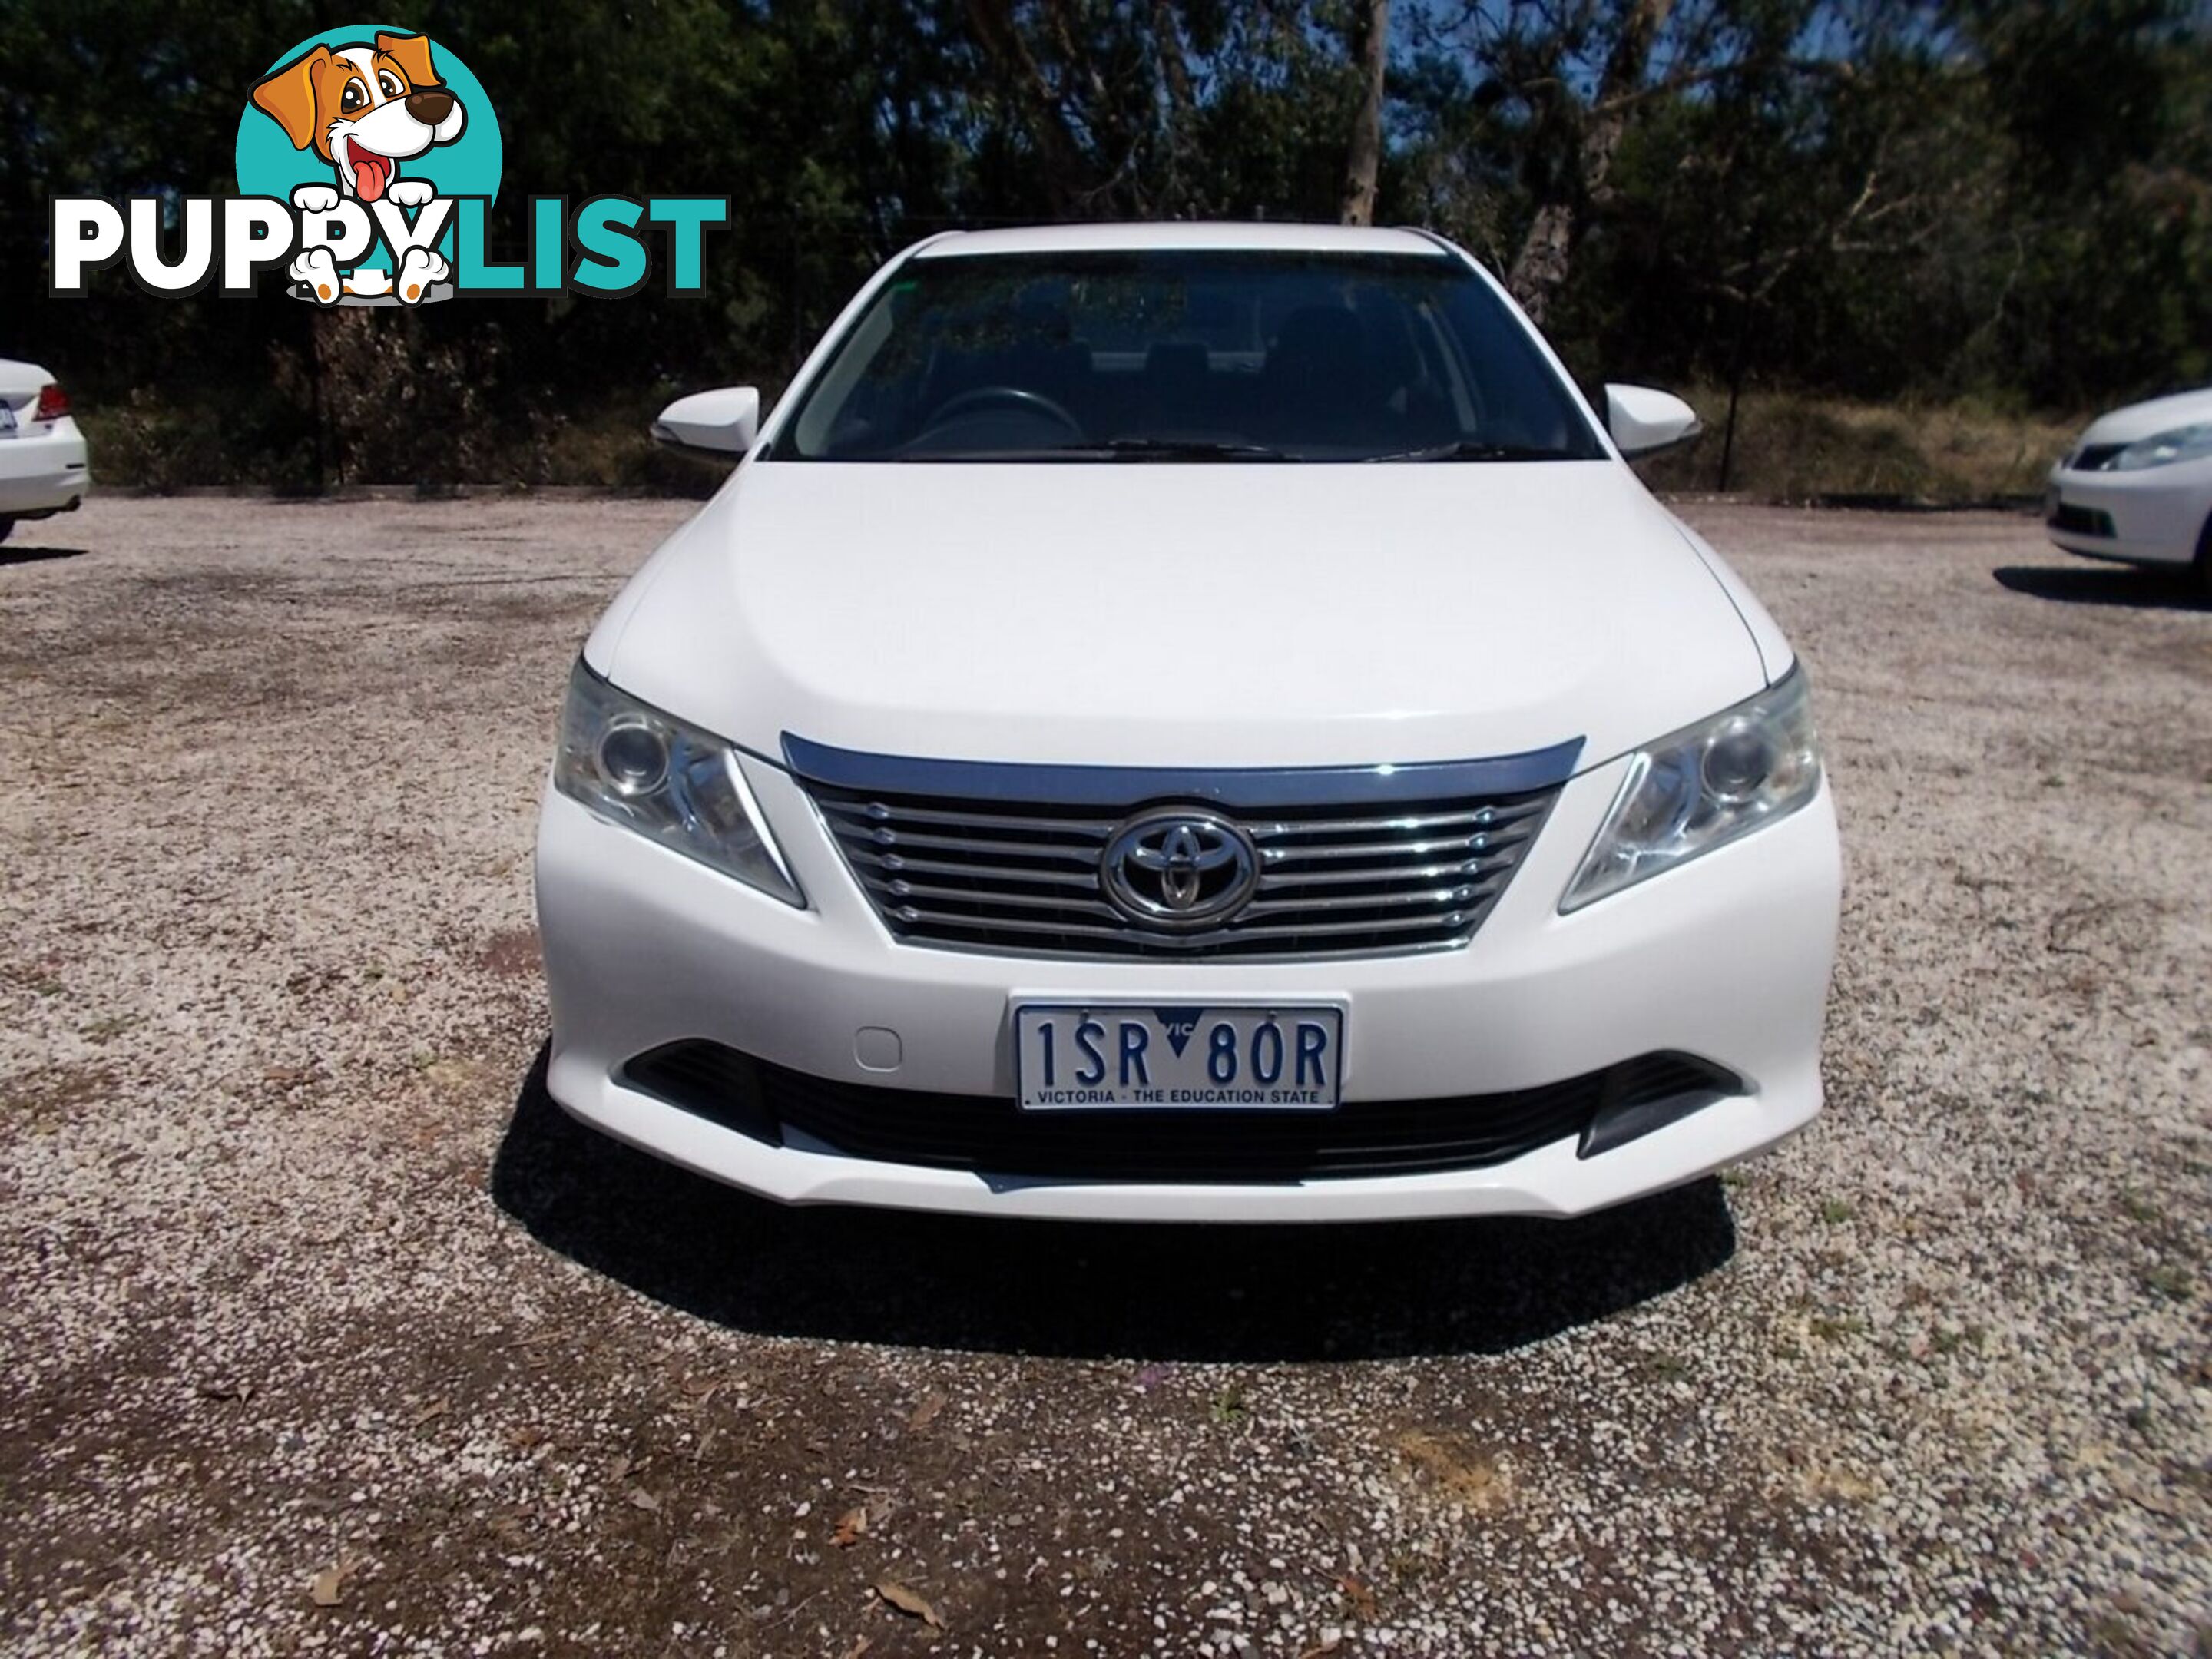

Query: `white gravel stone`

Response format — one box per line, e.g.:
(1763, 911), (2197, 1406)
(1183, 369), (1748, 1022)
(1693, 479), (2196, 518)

(0, 496), (2205, 1657)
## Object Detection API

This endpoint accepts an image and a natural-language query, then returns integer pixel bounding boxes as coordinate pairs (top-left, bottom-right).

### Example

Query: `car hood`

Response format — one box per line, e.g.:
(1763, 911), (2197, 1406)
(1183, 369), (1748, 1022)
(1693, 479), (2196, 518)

(589, 461), (1767, 773)
(2077, 386), (2212, 446)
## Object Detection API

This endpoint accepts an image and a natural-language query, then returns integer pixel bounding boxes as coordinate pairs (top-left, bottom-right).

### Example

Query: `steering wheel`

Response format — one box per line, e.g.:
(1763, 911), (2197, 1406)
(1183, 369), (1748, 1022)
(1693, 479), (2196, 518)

(924, 385), (1084, 436)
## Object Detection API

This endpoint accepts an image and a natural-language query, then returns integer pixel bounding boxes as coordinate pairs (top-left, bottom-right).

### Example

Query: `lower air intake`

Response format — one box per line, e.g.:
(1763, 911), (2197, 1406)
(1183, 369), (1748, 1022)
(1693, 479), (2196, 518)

(621, 1042), (1742, 1182)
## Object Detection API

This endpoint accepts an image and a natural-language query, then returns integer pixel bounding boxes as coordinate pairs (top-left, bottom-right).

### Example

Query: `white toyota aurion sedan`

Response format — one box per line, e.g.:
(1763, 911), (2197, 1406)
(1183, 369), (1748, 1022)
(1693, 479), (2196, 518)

(0, 358), (90, 540)
(535, 223), (1842, 1224)
(2044, 386), (2212, 584)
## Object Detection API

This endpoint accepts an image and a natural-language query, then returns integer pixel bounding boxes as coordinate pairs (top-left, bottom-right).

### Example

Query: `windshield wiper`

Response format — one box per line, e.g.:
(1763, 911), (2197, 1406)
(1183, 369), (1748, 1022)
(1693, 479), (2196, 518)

(889, 439), (1296, 462)
(1362, 440), (1588, 463)
(1079, 438), (1298, 462)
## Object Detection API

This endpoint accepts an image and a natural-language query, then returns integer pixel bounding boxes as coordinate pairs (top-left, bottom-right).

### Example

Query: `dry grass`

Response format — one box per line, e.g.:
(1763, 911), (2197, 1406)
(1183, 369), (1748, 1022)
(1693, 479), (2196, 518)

(80, 388), (2088, 504)
(1635, 388), (2087, 502)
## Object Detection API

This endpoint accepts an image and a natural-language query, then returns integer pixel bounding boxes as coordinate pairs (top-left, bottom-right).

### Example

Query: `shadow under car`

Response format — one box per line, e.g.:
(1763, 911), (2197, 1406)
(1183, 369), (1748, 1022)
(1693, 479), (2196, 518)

(1995, 562), (2210, 612)
(490, 1044), (1739, 1362)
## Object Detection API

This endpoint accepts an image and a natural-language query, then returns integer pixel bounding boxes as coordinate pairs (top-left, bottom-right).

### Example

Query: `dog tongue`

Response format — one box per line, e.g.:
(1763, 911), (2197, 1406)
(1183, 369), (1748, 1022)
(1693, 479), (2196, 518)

(352, 147), (392, 203)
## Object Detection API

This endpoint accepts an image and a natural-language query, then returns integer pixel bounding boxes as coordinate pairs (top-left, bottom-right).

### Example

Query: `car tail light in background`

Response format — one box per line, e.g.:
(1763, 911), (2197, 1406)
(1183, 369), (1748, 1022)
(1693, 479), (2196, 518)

(33, 383), (69, 422)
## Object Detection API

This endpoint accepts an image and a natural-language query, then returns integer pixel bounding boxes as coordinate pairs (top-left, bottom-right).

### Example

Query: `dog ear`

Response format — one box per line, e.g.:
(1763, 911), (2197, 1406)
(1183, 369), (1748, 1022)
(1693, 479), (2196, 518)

(375, 31), (442, 90)
(250, 45), (331, 151)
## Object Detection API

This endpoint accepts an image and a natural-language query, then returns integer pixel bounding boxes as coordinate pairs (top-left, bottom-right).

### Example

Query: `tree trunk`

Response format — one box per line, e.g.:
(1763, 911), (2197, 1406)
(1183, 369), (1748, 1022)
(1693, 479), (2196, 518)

(1507, 202), (1575, 324)
(1339, 0), (1390, 226)
(1506, 0), (1673, 323)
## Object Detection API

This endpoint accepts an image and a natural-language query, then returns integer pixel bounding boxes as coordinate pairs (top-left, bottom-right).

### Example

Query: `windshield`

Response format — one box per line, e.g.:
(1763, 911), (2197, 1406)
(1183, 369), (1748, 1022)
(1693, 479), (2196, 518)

(773, 249), (1607, 463)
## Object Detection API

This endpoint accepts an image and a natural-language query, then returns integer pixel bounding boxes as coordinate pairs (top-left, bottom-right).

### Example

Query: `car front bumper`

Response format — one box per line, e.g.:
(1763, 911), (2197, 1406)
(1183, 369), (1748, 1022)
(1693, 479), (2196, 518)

(2045, 457), (2211, 568)
(0, 419), (90, 518)
(535, 753), (1843, 1223)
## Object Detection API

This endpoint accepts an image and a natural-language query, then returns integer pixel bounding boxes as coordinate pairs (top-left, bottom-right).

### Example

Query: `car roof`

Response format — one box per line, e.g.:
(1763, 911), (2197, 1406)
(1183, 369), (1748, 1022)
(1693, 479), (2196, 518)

(911, 222), (1452, 260)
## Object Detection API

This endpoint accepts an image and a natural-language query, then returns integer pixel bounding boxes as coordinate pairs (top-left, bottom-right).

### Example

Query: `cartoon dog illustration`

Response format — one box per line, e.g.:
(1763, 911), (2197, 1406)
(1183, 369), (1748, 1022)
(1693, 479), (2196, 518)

(250, 31), (465, 305)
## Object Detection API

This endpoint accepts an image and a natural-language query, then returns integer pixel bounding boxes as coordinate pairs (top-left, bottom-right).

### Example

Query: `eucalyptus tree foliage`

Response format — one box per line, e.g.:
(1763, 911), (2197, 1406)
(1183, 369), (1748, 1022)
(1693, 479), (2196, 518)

(2, 0), (2204, 482)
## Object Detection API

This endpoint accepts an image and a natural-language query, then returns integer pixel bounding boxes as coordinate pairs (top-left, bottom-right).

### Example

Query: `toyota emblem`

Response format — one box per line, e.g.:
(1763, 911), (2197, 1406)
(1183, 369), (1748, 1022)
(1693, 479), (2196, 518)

(1101, 808), (1260, 931)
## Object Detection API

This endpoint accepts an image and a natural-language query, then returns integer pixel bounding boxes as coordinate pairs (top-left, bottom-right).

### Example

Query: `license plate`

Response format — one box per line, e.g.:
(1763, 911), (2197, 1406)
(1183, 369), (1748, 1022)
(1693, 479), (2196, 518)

(0, 405), (15, 439)
(1014, 1004), (1343, 1110)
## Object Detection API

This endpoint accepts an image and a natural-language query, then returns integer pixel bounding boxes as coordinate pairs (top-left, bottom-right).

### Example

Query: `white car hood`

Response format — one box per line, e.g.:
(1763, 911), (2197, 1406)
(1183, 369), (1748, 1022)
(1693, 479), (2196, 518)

(2078, 386), (2212, 445)
(589, 461), (1767, 773)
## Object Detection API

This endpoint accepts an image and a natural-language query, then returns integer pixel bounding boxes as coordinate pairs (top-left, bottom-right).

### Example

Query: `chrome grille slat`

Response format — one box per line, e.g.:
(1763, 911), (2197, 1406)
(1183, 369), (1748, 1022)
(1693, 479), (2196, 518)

(853, 826), (1101, 862)
(1262, 858), (1507, 889)
(848, 850), (1098, 887)
(800, 755), (1565, 961)
(1247, 800), (1548, 837)
(884, 906), (1471, 946)
(1240, 884), (1496, 916)
(1257, 830), (1530, 863)
(821, 799), (1121, 836)
(866, 877), (1126, 918)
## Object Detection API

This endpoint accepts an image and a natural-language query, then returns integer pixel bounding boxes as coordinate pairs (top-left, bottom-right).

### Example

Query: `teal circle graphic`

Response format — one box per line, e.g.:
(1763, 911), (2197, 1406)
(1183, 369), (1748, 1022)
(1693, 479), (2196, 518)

(234, 24), (501, 271)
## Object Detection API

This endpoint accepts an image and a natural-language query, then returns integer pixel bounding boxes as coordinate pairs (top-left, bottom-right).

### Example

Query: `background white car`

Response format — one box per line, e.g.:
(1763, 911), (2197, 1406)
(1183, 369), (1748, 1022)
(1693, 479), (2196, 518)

(0, 358), (90, 541)
(2045, 386), (2212, 585)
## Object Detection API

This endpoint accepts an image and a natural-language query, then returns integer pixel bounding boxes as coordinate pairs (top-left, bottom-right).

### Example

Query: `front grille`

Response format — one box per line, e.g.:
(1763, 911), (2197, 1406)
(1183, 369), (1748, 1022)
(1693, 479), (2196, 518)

(800, 779), (1562, 960)
(622, 1042), (1740, 1181)
(2048, 502), (2115, 538)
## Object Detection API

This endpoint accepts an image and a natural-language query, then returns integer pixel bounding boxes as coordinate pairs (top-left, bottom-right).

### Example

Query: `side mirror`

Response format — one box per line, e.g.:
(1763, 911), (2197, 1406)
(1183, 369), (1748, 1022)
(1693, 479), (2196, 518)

(651, 386), (760, 455)
(1604, 384), (1702, 459)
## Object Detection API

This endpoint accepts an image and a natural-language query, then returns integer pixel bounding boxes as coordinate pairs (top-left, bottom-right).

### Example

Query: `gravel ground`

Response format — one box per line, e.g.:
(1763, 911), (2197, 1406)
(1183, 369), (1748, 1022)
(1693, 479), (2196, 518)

(1, 496), (2207, 1657)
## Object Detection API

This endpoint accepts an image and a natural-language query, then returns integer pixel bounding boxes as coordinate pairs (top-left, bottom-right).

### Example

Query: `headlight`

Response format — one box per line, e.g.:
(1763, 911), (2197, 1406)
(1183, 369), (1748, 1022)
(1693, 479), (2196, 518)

(553, 660), (804, 906)
(1561, 667), (1822, 912)
(2111, 423), (2212, 472)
